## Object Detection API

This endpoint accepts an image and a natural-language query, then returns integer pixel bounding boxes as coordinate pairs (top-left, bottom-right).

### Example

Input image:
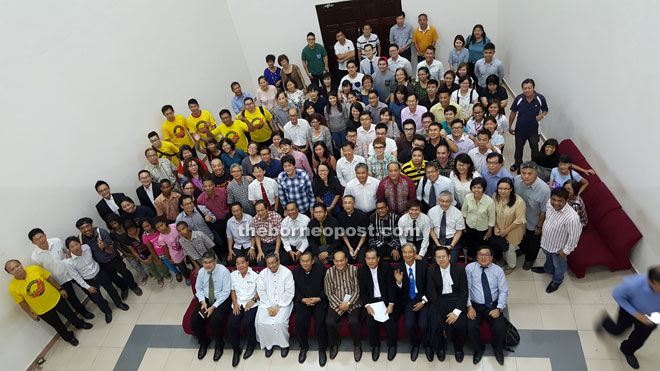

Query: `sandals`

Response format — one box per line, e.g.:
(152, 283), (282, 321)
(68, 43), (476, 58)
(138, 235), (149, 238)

(158, 280), (164, 288)
(510, 164), (519, 172)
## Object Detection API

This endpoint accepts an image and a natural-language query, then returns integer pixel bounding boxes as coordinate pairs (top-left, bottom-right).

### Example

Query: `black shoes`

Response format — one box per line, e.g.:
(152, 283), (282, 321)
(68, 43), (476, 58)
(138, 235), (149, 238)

(410, 346), (419, 361)
(198, 344), (208, 359)
(494, 350), (504, 365)
(265, 348), (273, 358)
(281, 347), (289, 358)
(232, 350), (241, 367)
(104, 311), (113, 323)
(132, 287), (143, 296)
(319, 351), (327, 366)
(531, 266), (546, 274)
(473, 350), (483, 364)
(298, 348), (307, 363)
(67, 337), (79, 346)
(81, 311), (95, 320)
(213, 347), (223, 361)
(354, 345), (362, 362)
(624, 353), (640, 369)
(546, 281), (561, 293)
(425, 346), (433, 362)
(455, 349), (464, 362)
(522, 261), (533, 270)
(243, 345), (254, 359)
(117, 303), (130, 311)
(372, 345), (380, 361)
(120, 289), (129, 300)
(387, 346), (397, 361)
(436, 347), (446, 361)
(77, 322), (93, 330)
(329, 346), (338, 360)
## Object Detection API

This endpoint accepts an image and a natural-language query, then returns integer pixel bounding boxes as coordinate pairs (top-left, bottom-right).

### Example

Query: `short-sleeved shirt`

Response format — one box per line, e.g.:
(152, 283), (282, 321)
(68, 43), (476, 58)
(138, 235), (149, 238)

(162, 115), (194, 148)
(334, 39), (355, 70)
(480, 85), (508, 104)
(514, 176), (552, 230)
(372, 70), (396, 102)
(413, 26), (438, 52)
(356, 34), (381, 58)
(301, 44), (328, 75)
(550, 168), (582, 188)
(211, 121), (249, 151)
(187, 110), (217, 143)
(510, 93), (549, 138)
(340, 73), (366, 94)
(152, 141), (180, 167)
(157, 224), (186, 263)
(9, 266), (60, 315)
(242, 107), (274, 143)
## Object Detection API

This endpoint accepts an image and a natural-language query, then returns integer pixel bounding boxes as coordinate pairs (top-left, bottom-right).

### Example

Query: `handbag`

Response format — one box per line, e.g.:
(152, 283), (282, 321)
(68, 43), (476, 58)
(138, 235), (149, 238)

(503, 316), (520, 350)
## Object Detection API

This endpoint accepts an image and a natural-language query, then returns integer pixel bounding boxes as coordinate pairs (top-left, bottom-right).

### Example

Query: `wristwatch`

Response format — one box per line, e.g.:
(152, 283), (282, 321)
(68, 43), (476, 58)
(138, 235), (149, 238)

(251, 296), (258, 302)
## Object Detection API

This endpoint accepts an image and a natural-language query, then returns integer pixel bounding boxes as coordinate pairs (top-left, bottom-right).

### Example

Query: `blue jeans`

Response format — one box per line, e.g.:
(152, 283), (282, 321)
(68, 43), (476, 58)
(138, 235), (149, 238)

(543, 249), (568, 283)
(159, 257), (180, 275)
(331, 130), (346, 150)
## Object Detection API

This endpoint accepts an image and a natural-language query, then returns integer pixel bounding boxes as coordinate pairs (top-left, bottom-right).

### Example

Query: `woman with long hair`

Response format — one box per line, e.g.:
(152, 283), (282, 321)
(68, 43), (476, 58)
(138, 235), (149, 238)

(176, 144), (208, 176)
(325, 91), (349, 148)
(181, 158), (210, 197)
(394, 67), (415, 93)
(220, 137), (247, 170)
(278, 54), (305, 92)
(564, 180), (588, 227)
(465, 24), (491, 81)
(389, 85), (408, 128)
(414, 66), (430, 100)
(311, 141), (337, 176)
(493, 178), (526, 273)
(449, 153), (481, 208)
(348, 102), (364, 130)
(312, 163), (343, 216)
(307, 115), (333, 155)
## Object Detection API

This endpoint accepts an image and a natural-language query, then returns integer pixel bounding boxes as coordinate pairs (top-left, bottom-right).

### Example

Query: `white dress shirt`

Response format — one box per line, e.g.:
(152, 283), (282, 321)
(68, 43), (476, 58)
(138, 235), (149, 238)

(231, 268), (260, 309)
(397, 261), (428, 302)
(416, 59), (445, 82)
(416, 175), (456, 206)
(370, 267), (382, 298)
(368, 137), (398, 156)
(31, 238), (71, 285)
(284, 119), (311, 147)
(357, 125), (376, 144)
(281, 213), (311, 252)
(388, 55), (412, 77)
(336, 155), (366, 186)
(105, 197), (120, 215)
(427, 205), (465, 240)
(248, 177), (279, 205)
(440, 265), (462, 316)
(343, 176), (379, 213)
(397, 213), (431, 257)
(65, 244), (100, 290)
(468, 146), (501, 174)
(143, 185), (155, 204)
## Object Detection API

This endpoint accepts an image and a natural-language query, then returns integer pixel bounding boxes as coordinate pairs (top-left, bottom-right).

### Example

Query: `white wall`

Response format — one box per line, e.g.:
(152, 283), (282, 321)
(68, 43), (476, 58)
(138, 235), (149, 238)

(498, 0), (660, 272)
(0, 0), (250, 369)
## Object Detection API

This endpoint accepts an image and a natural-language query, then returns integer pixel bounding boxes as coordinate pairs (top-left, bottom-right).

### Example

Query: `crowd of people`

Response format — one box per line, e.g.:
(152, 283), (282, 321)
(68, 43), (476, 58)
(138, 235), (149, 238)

(6, 11), (659, 371)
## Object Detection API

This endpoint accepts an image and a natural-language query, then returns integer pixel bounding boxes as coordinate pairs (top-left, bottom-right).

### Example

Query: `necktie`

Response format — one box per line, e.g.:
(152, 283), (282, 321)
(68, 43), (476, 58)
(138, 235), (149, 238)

(412, 219), (417, 242)
(439, 211), (447, 245)
(319, 221), (327, 246)
(370, 61), (375, 75)
(481, 266), (493, 309)
(208, 272), (216, 306)
(428, 182), (437, 208)
(260, 182), (271, 209)
(408, 267), (415, 299)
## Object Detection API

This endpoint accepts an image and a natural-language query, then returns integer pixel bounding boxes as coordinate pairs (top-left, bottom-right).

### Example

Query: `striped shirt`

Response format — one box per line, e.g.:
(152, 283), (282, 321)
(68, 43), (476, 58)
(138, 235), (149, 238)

(324, 264), (362, 314)
(401, 160), (427, 186)
(356, 34), (380, 58)
(178, 231), (215, 261)
(569, 196), (588, 227)
(540, 201), (583, 254)
(227, 176), (255, 216)
(368, 212), (400, 251)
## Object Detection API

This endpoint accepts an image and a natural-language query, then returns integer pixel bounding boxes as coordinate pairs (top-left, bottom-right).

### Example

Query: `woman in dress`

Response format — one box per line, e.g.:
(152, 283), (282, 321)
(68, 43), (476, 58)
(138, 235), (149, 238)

(312, 163), (343, 216)
(493, 178), (526, 273)
(449, 153), (481, 208)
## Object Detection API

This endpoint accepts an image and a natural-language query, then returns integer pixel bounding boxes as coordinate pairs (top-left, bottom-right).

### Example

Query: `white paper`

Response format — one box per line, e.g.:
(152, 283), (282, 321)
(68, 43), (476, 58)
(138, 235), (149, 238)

(370, 301), (389, 323)
(342, 294), (352, 303)
(647, 312), (660, 324)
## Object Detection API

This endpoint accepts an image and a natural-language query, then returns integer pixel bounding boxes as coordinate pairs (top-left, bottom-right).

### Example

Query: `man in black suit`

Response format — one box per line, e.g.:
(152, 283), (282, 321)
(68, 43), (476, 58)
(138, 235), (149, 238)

(358, 248), (400, 361)
(394, 243), (431, 361)
(94, 180), (127, 222)
(427, 247), (468, 363)
(135, 170), (161, 213)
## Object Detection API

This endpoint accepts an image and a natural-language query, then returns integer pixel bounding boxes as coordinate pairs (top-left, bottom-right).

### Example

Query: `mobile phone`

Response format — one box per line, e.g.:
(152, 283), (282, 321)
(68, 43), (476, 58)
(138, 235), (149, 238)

(647, 312), (660, 324)
(198, 309), (207, 318)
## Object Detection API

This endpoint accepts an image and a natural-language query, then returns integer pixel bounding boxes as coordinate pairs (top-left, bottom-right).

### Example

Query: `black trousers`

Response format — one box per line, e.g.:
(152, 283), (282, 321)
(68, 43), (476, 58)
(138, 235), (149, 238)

(39, 297), (85, 342)
(326, 308), (362, 347)
(100, 256), (137, 291)
(400, 48), (412, 61)
(226, 247), (258, 267)
(403, 299), (429, 347)
(513, 133), (540, 166)
(465, 225), (488, 259)
(256, 242), (276, 266)
(227, 306), (258, 352)
(310, 74), (323, 87)
(365, 304), (399, 348)
(295, 301), (328, 351)
(60, 280), (88, 315)
(521, 229), (542, 263)
(467, 302), (506, 352)
(602, 306), (657, 355)
(83, 269), (123, 313)
(190, 298), (231, 347)
(430, 299), (467, 351)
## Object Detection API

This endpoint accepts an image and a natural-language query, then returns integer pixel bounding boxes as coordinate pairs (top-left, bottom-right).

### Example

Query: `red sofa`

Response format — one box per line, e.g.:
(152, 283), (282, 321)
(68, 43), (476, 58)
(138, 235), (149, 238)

(558, 139), (642, 278)
(182, 263), (494, 341)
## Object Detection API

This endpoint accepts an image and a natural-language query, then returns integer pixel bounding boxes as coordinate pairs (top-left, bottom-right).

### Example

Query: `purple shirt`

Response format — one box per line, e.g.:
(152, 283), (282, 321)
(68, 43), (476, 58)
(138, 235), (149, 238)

(400, 105), (428, 130)
(449, 134), (475, 159)
(197, 187), (229, 220)
(289, 150), (314, 178)
(157, 224), (185, 263)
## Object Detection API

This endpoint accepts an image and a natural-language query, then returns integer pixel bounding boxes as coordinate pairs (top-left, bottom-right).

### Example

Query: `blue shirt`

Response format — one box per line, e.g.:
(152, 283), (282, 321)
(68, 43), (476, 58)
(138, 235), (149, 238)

(466, 36), (491, 63)
(278, 169), (315, 213)
(231, 92), (253, 115)
(221, 149), (247, 170)
(195, 264), (231, 308)
(264, 67), (281, 87)
(510, 93), (549, 138)
(389, 23), (413, 50)
(448, 48), (469, 68)
(613, 274), (660, 316)
(260, 159), (284, 179)
(481, 167), (513, 197)
(389, 101), (406, 124)
(80, 228), (117, 264)
(549, 168), (582, 188)
(514, 175), (551, 230)
(474, 58), (504, 88)
(465, 262), (508, 310)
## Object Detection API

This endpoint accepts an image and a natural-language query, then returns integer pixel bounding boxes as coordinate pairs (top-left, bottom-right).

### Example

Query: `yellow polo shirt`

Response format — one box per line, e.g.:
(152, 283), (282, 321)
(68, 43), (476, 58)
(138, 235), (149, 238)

(162, 115), (195, 148)
(430, 102), (465, 122)
(9, 266), (61, 315)
(401, 159), (427, 186)
(242, 107), (274, 143)
(413, 26), (439, 52)
(211, 120), (250, 151)
(187, 110), (218, 145)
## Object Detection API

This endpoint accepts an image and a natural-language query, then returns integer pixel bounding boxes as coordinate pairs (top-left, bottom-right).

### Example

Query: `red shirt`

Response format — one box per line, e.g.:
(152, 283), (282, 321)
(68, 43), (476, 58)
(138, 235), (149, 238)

(376, 174), (417, 215)
(196, 187), (229, 220)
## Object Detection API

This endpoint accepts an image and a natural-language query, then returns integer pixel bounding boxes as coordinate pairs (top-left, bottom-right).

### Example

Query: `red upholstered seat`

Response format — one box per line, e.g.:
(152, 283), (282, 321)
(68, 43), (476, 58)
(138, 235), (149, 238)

(595, 209), (642, 272)
(568, 226), (615, 278)
(580, 182), (621, 221)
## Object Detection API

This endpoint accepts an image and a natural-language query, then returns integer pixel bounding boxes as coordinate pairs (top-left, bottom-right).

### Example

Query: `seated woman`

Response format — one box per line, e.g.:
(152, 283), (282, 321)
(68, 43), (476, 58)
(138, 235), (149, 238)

(177, 144), (208, 177)
(269, 131), (286, 160)
(220, 137), (247, 170)
(181, 157), (210, 197)
(181, 181), (197, 198)
(534, 138), (595, 182)
(461, 177), (495, 261)
(548, 154), (589, 193)
(312, 163), (343, 216)
(284, 79), (305, 110)
(195, 137), (223, 168)
(414, 66), (430, 101)
(564, 180), (588, 227)
(441, 70), (459, 95)
(493, 178), (526, 273)
(453, 62), (474, 87)
(311, 141), (337, 176)
(139, 218), (173, 287)
(254, 76), (277, 111)
(307, 114), (333, 154)
(241, 142), (262, 177)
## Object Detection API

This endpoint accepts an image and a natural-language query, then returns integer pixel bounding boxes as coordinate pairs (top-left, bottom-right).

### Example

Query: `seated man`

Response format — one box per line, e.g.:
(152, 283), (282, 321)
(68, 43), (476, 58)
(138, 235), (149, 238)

(336, 195), (369, 263)
(324, 250), (363, 361)
(5, 260), (93, 347)
(343, 163), (379, 214)
(252, 200), (283, 266)
(466, 246), (508, 365)
(427, 247), (468, 362)
(94, 180), (127, 222)
(307, 203), (343, 264)
(64, 237), (129, 323)
(136, 170), (160, 213)
(190, 252), (232, 361)
(256, 253), (295, 358)
(280, 202), (311, 265)
(397, 200), (431, 259)
(368, 200), (401, 261)
(293, 251), (329, 366)
(394, 243), (431, 361)
(358, 248), (399, 361)
(226, 202), (256, 266)
(429, 191), (465, 262)
(227, 255), (259, 367)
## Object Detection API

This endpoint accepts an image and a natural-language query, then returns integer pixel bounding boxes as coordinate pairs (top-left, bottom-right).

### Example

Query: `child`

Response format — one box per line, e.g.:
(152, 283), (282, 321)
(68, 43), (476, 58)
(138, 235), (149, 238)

(548, 154), (590, 193)
(153, 217), (187, 284)
(106, 215), (148, 285)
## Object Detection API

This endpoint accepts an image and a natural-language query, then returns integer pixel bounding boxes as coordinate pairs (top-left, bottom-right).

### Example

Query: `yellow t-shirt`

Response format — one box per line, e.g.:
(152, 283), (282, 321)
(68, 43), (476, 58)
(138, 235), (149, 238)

(162, 115), (195, 148)
(430, 102), (465, 122)
(242, 107), (274, 143)
(211, 120), (250, 151)
(8, 266), (61, 315)
(187, 110), (218, 145)
(153, 141), (180, 167)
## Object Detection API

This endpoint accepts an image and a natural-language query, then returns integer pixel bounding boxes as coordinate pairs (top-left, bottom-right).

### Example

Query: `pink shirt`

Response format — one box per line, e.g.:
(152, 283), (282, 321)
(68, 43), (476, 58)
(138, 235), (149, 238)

(157, 224), (185, 263)
(400, 105), (428, 130)
(290, 149), (314, 178)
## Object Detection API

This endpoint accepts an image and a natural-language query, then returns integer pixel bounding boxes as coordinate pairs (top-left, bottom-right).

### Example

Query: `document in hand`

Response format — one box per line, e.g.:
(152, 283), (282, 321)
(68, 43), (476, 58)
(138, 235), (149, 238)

(370, 301), (389, 322)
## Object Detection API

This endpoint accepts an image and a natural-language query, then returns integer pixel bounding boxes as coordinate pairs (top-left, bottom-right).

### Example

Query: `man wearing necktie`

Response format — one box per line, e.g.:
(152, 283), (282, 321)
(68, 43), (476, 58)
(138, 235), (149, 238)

(429, 191), (465, 263)
(427, 247), (468, 362)
(360, 44), (378, 76)
(394, 243), (431, 361)
(397, 200), (431, 259)
(465, 246), (509, 365)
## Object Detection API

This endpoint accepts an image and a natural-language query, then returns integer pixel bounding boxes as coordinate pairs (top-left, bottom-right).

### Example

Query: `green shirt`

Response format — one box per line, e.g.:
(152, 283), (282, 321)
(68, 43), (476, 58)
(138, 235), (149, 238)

(301, 44), (328, 75)
(461, 193), (496, 231)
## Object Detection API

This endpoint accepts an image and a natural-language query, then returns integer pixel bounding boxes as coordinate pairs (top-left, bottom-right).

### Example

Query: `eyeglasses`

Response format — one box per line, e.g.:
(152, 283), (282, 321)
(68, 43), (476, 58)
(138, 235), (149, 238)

(477, 253), (492, 257)
(373, 146), (385, 149)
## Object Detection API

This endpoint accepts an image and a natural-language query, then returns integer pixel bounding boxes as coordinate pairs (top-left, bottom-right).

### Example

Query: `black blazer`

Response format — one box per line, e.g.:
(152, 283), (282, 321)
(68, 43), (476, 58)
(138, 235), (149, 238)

(395, 260), (428, 304)
(136, 185), (161, 213)
(358, 261), (397, 305)
(426, 263), (468, 313)
(95, 193), (127, 222)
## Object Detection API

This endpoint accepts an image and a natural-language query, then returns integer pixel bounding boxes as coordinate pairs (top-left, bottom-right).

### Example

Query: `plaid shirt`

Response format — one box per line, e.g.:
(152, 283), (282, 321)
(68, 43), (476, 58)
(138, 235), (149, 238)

(277, 169), (315, 213)
(434, 157), (455, 178)
(252, 211), (282, 244)
(178, 231), (215, 261)
(367, 154), (396, 180)
(569, 196), (588, 227)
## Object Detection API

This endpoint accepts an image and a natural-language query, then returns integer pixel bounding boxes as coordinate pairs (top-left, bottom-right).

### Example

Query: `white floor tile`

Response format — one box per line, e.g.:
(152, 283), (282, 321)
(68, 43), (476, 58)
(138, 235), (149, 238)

(300, 349), (328, 371)
(578, 330), (621, 360)
(163, 348), (196, 371)
(566, 279), (604, 304)
(539, 304), (577, 330)
(112, 302), (145, 325)
(187, 352), (217, 371)
(507, 281), (538, 304)
(585, 358), (624, 371)
(89, 346), (123, 371)
(136, 303), (167, 324)
(138, 348), (171, 371)
(482, 355), (517, 370)
(160, 302), (191, 325)
(571, 304), (617, 330)
(534, 280), (571, 305)
(448, 356), (484, 370)
(241, 349), (272, 369)
(507, 303), (543, 330)
(102, 323), (135, 347)
(514, 357), (551, 371)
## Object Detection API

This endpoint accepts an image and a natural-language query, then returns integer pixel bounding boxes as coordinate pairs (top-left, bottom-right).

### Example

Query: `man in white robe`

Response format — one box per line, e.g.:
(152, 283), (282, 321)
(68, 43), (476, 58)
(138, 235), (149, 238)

(256, 252), (295, 357)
